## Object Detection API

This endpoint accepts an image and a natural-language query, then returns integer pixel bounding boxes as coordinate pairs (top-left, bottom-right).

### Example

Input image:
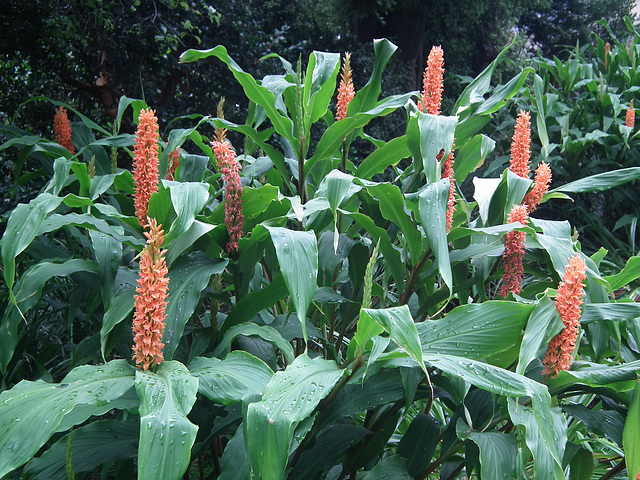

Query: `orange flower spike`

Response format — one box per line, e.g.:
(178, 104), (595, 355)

(604, 42), (610, 70)
(499, 204), (530, 297)
(133, 109), (160, 226)
(54, 107), (75, 154)
(166, 149), (180, 181)
(132, 218), (169, 370)
(212, 139), (244, 253)
(523, 162), (552, 213)
(510, 110), (532, 178)
(419, 46), (445, 115)
(442, 150), (456, 233)
(626, 100), (635, 129)
(336, 53), (355, 121)
(542, 254), (587, 378)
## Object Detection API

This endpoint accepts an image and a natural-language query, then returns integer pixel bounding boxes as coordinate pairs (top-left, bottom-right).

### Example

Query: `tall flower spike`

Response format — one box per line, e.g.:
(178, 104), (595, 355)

(626, 100), (635, 129)
(336, 53), (355, 121)
(54, 107), (75, 154)
(166, 149), (180, 181)
(212, 137), (243, 253)
(133, 108), (160, 226)
(510, 110), (532, 178)
(604, 42), (610, 70)
(542, 254), (587, 378)
(523, 162), (552, 213)
(442, 149), (456, 233)
(419, 46), (444, 115)
(499, 204), (529, 297)
(132, 218), (169, 370)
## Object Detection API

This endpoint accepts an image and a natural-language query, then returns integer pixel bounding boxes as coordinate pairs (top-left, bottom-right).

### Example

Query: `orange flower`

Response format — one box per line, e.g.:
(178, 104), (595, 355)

(132, 218), (169, 370)
(442, 149), (456, 233)
(54, 107), (75, 154)
(626, 100), (635, 129)
(133, 109), (160, 226)
(419, 46), (444, 115)
(523, 162), (552, 212)
(604, 42), (610, 70)
(212, 139), (243, 253)
(166, 149), (180, 181)
(542, 253), (587, 378)
(336, 53), (355, 121)
(499, 204), (529, 297)
(510, 110), (531, 178)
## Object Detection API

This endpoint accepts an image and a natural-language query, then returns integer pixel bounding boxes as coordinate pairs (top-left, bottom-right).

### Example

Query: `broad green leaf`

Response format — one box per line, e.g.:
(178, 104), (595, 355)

(604, 256), (640, 291)
(115, 95), (148, 133)
(623, 374), (640, 480)
(219, 425), (251, 480)
(0, 360), (135, 478)
(454, 134), (495, 184)
(562, 404), (624, 446)
(304, 51), (340, 126)
(212, 323), (295, 364)
(166, 220), (215, 267)
(180, 46), (295, 143)
(568, 446), (594, 480)
(582, 302), (640, 323)
(475, 67), (534, 115)
(90, 228), (123, 309)
(361, 455), (413, 480)
(245, 355), (344, 480)
(265, 226), (318, 344)
(406, 112), (457, 183)
(551, 167), (640, 193)
(189, 351), (273, 405)
(418, 301), (534, 360)
(38, 212), (143, 247)
(100, 287), (136, 360)
(396, 413), (440, 477)
(463, 431), (517, 479)
(516, 295), (563, 375)
(352, 309), (384, 359)
(473, 177), (502, 226)
(418, 178), (452, 291)
(349, 38), (397, 114)
(364, 306), (426, 377)
(355, 136), (410, 179)
(548, 360), (640, 393)
(507, 399), (566, 480)
(135, 361), (198, 480)
(163, 253), (228, 360)
(21, 419), (138, 480)
(505, 168), (533, 218)
(164, 181), (210, 243)
(534, 74), (550, 154)
(1, 193), (64, 296)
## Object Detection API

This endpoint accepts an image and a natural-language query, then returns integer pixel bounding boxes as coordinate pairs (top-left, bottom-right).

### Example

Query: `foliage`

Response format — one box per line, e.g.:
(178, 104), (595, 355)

(1, 32), (640, 480)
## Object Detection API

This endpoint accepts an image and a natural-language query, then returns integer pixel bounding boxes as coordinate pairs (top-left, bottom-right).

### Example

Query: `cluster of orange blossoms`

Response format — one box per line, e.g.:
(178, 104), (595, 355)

(166, 149), (180, 181)
(336, 53), (355, 121)
(626, 100), (635, 129)
(132, 218), (169, 370)
(509, 111), (532, 178)
(54, 106), (75, 154)
(212, 128), (244, 253)
(133, 109), (160, 225)
(499, 205), (530, 297)
(419, 46), (456, 232)
(542, 254), (587, 377)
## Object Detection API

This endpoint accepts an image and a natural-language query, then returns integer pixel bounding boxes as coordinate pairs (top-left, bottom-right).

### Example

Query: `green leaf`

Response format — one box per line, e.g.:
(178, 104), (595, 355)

(475, 68), (534, 116)
(349, 38), (397, 114)
(0, 360), (135, 478)
(551, 167), (640, 193)
(418, 178), (452, 291)
(623, 374), (640, 480)
(582, 302), (640, 324)
(355, 136), (410, 179)
(516, 295), (563, 375)
(189, 351), (273, 405)
(463, 431), (517, 479)
(406, 112), (457, 184)
(568, 446), (593, 480)
(304, 51), (340, 126)
(212, 323), (295, 365)
(604, 256), (640, 291)
(245, 355), (344, 480)
(90, 228), (123, 309)
(453, 134), (495, 184)
(418, 301), (534, 361)
(219, 425), (251, 480)
(100, 287), (136, 360)
(163, 253), (228, 360)
(265, 226), (318, 344)
(396, 413), (440, 477)
(164, 181), (210, 243)
(361, 455), (413, 480)
(135, 361), (198, 480)
(562, 404), (624, 446)
(21, 419), (138, 480)
(1, 193), (64, 296)
(548, 360), (640, 393)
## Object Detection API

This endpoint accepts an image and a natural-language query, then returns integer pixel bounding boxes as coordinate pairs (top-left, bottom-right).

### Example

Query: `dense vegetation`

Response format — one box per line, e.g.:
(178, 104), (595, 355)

(2, 2), (640, 480)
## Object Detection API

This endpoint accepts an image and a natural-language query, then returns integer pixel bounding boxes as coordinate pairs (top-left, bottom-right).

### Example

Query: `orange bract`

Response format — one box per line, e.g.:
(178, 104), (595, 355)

(167, 149), (180, 181)
(542, 254), (587, 377)
(132, 218), (169, 370)
(510, 111), (531, 178)
(212, 139), (244, 253)
(499, 204), (529, 297)
(133, 109), (160, 226)
(54, 107), (75, 154)
(336, 53), (355, 121)
(523, 162), (552, 213)
(419, 46), (444, 115)
(626, 100), (635, 129)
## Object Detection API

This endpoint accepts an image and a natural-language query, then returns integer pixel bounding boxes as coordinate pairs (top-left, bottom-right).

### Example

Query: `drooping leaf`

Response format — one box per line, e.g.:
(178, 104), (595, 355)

(213, 323), (295, 366)
(135, 361), (199, 480)
(551, 167), (640, 193)
(623, 374), (640, 480)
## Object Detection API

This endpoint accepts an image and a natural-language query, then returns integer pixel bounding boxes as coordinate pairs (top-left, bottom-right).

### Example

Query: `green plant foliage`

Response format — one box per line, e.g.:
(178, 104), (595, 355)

(1, 29), (640, 480)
